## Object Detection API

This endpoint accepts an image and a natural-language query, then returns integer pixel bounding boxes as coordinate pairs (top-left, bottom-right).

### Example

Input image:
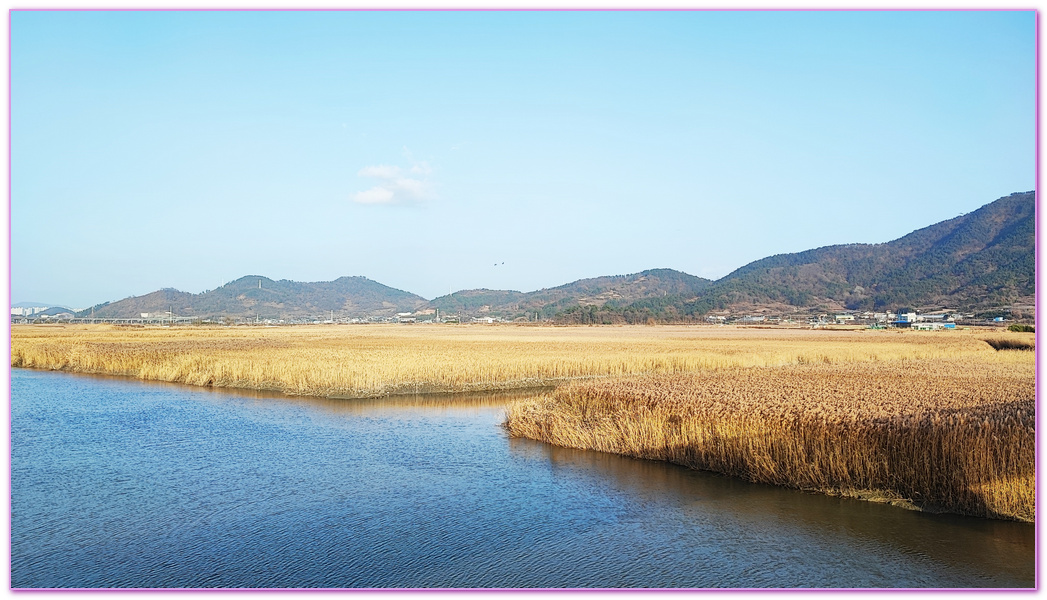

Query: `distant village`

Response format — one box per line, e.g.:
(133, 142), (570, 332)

(703, 310), (994, 330)
(10, 304), (1023, 329)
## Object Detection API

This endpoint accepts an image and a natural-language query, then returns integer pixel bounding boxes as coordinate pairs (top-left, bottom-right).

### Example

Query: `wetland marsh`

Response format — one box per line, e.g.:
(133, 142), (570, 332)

(9, 324), (1036, 587)
(10, 368), (1035, 588)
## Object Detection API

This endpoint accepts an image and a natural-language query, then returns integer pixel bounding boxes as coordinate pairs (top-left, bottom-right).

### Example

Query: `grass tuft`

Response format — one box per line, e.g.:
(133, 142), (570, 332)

(985, 338), (1035, 351)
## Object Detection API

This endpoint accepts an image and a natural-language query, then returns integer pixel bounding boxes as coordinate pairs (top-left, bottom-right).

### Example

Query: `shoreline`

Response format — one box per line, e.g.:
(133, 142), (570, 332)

(13, 324), (1034, 522)
(10, 364), (563, 401)
(18, 363), (989, 521)
(503, 361), (1035, 523)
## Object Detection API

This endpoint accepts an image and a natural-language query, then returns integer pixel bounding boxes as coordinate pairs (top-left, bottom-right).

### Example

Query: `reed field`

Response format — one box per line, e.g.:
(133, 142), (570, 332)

(504, 354), (1035, 521)
(12, 323), (1035, 520)
(10, 324), (1029, 398)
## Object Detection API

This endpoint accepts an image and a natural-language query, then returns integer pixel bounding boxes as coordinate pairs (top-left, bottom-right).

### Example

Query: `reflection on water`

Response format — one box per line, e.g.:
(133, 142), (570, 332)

(515, 440), (1035, 587)
(54, 369), (549, 414)
(316, 387), (551, 414)
(11, 369), (1034, 589)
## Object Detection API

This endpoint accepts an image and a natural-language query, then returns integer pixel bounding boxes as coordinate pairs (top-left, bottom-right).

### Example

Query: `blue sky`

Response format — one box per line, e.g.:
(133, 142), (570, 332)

(11, 10), (1035, 308)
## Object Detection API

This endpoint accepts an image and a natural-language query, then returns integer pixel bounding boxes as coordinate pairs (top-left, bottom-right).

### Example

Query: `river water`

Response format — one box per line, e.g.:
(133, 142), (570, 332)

(10, 369), (1035, 588)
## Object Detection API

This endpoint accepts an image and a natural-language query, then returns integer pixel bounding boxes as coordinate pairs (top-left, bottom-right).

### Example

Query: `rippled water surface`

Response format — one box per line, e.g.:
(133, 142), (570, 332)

(11, 369), (1035, 588)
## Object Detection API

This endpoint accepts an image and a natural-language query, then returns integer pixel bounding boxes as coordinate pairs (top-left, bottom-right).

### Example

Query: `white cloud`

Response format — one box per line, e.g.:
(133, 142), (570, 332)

(352, 156), (435, 205)
(358, 164), (402, 179)
(410, 161), (433, 176)
(354, 186), (396, 204)
(393, 177), (429, 197)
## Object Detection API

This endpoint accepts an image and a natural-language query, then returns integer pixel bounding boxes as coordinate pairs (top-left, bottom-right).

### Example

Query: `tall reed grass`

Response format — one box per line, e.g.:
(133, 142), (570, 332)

(984, 338), (1035, 351)
(11, 324), (1019, 398)
(15, 324), (1033, 519)
(504, 357), (1034, 521)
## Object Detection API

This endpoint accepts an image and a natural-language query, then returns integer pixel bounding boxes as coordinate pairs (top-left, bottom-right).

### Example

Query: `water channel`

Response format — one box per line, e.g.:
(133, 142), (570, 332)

(10, 369), (1036, 588)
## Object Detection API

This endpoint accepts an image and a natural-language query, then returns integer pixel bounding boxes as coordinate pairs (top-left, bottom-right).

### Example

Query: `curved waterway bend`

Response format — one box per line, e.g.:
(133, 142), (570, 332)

(11, 369), (1034, 588)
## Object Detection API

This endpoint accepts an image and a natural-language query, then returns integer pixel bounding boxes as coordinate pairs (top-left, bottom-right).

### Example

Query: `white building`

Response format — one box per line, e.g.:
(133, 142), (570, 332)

(11, 306), (46, 316)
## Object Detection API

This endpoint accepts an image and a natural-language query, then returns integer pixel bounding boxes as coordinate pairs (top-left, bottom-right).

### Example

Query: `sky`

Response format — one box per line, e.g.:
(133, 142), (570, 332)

(9, 9), (1036, 309)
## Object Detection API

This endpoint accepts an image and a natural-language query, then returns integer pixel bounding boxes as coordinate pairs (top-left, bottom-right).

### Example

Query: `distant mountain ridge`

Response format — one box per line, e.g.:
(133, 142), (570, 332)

(690, 190), (1034, 314)
(79, 276), (427, 320)
(71, 191), (1034, 321)
(427, 268), (713, 320)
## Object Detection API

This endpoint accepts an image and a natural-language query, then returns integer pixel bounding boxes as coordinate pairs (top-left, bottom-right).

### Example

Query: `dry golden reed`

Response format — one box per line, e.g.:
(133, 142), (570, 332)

(504, 357), (1035, 521)
(14, 323), (1033, 519)
(11, 324), (1021, 398)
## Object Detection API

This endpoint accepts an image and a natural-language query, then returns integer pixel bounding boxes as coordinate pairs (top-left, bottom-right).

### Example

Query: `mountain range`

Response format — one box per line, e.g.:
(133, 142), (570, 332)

(75, 191), (1035, 322)
(683, 190), (1035, 316)
(79, 276), (428, 320)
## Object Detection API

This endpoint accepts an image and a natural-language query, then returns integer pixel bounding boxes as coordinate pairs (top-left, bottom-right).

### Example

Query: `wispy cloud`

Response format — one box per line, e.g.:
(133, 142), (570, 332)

(358, 164), (402, 179)
(410, 161), (433, 176)
(353, 186), (396, 204)
(352, 153), (435, 205)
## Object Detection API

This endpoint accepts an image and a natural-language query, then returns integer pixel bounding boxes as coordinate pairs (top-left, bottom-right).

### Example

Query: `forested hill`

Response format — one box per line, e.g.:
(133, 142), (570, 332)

(78, 276), (428, 320)
(659, 190), (1034, 317)
(77, 269), (713, 321)
(68, 191), (1033, 322)
(427, 269), (713, 319)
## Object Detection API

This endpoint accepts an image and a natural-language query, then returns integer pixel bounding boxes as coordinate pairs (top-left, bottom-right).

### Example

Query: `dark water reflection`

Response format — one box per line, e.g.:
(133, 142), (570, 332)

(11, 369), (1034, 588)
(518, 441), (1035, 588)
